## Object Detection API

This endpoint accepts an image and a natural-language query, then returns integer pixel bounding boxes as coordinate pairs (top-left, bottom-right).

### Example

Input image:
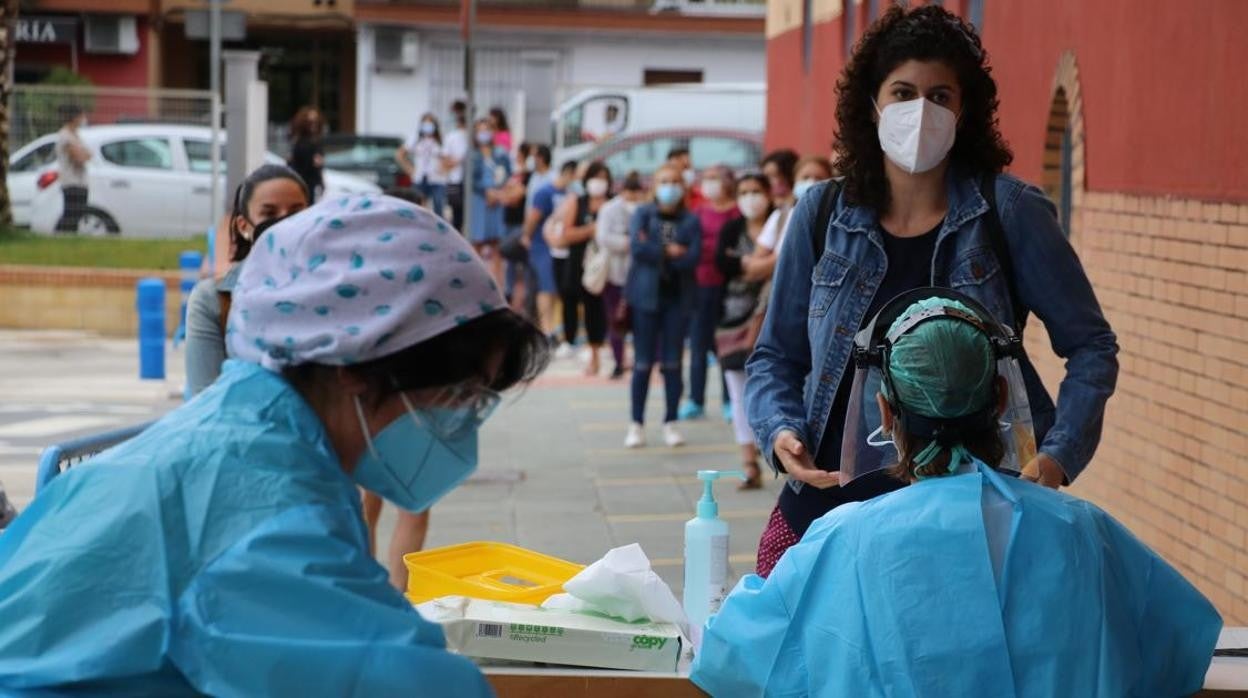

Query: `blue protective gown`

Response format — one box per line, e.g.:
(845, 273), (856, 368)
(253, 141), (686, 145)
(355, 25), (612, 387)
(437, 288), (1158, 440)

(0, 361), (494, 697)
(691, 462), (1221, 698)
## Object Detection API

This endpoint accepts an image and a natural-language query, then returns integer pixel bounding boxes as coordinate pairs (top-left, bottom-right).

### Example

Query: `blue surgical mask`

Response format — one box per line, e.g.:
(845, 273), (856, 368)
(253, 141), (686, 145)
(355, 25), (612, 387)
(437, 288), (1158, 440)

(351, 393), (483, 513)
(656, 183), (684, 207)
(420, 122), (436, 136)
(793, 179), (816, 200)
(568, 180), (586, 197)
(476, 130), (494, 146)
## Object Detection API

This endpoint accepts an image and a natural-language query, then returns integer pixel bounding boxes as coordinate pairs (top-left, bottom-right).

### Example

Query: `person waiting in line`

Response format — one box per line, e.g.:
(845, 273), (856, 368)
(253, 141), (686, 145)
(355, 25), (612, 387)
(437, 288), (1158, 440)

(693, 290), (1217, 697)
(522, 159), (578, 344)
(665, 146), (704, 210)
(680, 164), (738, 422)
(745, 5), (1118, 577)
(752, 155), (836, 274)
(713, 172), (775, 490)
(552, 160), (612, 376)
(395, 112), (447, 218)
(186, 164), (311, 397)
(624, 164), (701, 449)
(500, 142), (535, 312)
(287, 106), (325, 201)
(467, 118), (512, 290)
(756, 147), (799, 254)
(488, 106), (513, 154)
(0, 194), (549, 694)
(53, 104), (91, 233)
(596, 171), (647, 379)
(442, 100), (471, 231)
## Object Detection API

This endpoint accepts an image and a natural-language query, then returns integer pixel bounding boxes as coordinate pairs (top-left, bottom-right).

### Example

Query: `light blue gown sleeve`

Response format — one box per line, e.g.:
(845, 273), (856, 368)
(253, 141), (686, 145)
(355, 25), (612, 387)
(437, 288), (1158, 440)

(170, 504), (495, 698)
(690, 513), (850, 697)
(1092, 505), (1221, 696)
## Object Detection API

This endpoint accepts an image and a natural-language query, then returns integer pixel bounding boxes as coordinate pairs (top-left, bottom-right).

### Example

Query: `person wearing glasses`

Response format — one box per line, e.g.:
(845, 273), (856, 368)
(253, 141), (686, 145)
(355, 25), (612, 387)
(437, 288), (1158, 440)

(0, 195), (550, 694)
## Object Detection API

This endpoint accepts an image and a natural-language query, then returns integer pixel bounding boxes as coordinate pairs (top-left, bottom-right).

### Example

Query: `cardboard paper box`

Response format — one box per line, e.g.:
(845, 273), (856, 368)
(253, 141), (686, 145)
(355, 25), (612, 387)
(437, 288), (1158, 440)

(418, 596), (683, 672)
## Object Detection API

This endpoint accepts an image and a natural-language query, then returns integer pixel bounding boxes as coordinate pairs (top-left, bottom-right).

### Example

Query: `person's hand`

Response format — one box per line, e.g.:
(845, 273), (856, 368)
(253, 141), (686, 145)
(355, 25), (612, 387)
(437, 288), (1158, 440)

(520, 234), (532, 249)
(486, 190), (498, 206)
(1021, 453), (1064, 489)
(665, 243), (688, 258)
(773, 430), (840, 489)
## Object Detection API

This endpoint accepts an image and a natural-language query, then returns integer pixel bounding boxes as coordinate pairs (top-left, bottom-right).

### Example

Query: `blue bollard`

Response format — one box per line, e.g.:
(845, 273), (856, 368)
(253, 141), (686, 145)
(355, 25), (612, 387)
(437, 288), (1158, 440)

(137, 278), (166, 380)
(172, 250), (204, 348)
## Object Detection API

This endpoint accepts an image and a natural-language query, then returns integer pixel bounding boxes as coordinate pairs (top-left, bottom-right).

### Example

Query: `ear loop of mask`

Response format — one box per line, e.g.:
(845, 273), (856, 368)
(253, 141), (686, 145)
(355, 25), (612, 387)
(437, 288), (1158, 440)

(352, 391), (422, 461)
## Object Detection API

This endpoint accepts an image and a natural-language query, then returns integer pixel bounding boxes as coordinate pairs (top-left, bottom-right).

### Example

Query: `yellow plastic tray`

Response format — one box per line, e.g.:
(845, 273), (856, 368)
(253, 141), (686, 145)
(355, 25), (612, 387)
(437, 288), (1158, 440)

(404, 541), (585, 605)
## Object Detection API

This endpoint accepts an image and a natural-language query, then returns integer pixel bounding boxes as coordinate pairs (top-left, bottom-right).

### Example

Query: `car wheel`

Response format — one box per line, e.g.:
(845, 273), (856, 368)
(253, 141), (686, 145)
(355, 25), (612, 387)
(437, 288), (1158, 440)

(77, 207), (121, 236)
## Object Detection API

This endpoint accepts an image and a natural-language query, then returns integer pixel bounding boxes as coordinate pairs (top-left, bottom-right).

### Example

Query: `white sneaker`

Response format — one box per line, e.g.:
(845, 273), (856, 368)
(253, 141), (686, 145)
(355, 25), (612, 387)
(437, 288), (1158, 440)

(554, 342), (576, 360)
(625, 423), (646, 449)
(663, 423), (685, 448)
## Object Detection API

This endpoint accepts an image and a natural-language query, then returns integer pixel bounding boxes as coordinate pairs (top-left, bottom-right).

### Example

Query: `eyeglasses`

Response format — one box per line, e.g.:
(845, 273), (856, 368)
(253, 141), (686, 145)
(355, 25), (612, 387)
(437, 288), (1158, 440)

(401, 382), (502, 441)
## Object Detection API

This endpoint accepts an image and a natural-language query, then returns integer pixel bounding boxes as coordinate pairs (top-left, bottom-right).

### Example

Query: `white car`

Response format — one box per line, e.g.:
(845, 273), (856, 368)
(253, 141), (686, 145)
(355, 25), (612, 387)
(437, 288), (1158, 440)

(9, 124), (381, 237)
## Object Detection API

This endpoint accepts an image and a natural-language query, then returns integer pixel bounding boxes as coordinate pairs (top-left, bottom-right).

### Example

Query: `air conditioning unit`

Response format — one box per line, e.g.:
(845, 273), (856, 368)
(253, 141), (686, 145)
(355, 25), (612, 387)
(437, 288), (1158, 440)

(84, 15), (140, 56)
(373, 28), (419, 74)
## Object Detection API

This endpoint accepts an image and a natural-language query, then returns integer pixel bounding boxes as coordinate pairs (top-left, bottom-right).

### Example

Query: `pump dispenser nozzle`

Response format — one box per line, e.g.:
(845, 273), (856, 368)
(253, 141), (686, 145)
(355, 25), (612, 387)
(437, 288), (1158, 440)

(695, 470), (746, 519)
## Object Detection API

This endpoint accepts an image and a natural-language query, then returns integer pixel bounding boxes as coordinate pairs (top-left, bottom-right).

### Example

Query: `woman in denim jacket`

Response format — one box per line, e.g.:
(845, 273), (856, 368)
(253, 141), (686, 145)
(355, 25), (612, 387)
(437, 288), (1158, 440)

(624, 164), (703, 450)
(745, 5), (1119, 576)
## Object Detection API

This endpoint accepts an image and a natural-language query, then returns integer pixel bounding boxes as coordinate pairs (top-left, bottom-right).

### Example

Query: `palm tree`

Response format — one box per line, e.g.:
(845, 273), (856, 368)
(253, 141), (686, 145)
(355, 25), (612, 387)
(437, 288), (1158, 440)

(0, 0), (19, 228)
(0, 0), (18, 229)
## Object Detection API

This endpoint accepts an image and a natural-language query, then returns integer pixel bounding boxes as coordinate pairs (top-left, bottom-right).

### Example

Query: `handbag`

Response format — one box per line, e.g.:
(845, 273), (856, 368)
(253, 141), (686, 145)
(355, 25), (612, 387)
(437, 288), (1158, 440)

(715, 310), (765, 371)
(581, 239), (609, 295)
(499, 231), (528, 262)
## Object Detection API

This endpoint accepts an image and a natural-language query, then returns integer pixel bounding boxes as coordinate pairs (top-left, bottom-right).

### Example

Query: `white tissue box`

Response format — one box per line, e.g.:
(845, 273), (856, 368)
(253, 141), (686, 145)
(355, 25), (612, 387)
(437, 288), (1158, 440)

(418, 596), (683, 672)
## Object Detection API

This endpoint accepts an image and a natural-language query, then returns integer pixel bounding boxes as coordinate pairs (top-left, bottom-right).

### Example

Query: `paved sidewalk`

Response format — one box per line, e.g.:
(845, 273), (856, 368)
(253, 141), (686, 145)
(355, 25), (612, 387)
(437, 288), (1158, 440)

(0, 330), (776, 596)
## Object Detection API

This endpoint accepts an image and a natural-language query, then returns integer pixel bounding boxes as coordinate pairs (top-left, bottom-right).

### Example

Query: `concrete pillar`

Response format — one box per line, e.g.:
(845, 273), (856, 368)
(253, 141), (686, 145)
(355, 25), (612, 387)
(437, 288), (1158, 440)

(223, 51), (268, 208)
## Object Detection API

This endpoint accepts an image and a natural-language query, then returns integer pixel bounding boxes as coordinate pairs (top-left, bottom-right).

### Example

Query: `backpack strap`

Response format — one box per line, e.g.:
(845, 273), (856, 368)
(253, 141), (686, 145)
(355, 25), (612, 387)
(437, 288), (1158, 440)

(978, 173), (1026, 332)
(811, 178), (844, 261)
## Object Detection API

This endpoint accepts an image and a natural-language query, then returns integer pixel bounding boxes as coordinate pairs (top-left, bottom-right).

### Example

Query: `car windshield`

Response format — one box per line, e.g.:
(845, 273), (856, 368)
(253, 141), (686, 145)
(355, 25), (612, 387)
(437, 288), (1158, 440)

(323, 139), (402, 168)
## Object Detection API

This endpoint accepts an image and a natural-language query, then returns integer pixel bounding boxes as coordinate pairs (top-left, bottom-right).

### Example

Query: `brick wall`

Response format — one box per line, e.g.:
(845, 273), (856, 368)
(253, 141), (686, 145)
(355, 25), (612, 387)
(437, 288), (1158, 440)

(1025, 193), (1248, 623)
(0, 266), (183, 337)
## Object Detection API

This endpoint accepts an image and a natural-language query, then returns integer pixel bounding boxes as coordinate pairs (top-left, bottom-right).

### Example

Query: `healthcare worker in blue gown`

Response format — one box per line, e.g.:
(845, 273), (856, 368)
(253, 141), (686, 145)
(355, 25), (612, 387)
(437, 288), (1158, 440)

(0, 195), (550, 695)
(691, 290), (1221, 698)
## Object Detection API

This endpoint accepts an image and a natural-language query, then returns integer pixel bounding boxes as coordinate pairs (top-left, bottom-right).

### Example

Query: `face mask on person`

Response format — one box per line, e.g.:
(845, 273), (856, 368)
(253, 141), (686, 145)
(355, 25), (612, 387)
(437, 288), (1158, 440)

(656, 183), (684, 207)
(793, 178), (818, 200)
(525, 156), (536, 171)
(351, 392), (484, 513)
(586, 178), (610, 198)
(876, 98), (958, 174)
(737, 192), (768, 220)
(624, 198), (641, 215)
(681, 169), (696, 187)
(420, 122), (436, 136)
(568, 179), (586, 197)
(701, 178), (723, 200)
(476, 130), (494, 146)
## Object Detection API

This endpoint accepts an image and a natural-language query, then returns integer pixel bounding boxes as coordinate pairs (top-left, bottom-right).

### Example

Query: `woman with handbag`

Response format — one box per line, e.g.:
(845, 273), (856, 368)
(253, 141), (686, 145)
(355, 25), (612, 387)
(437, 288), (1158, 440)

(624, 165), (702, 449)
(714, 173), (774, 489)
(553, 161), (612, 376)
(595, 172), (647, 379)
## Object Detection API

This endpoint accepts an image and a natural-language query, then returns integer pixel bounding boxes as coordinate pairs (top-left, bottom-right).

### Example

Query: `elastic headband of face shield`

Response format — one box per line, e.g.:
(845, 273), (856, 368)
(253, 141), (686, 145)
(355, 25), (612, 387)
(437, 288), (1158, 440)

(853, 288), (1022, 466)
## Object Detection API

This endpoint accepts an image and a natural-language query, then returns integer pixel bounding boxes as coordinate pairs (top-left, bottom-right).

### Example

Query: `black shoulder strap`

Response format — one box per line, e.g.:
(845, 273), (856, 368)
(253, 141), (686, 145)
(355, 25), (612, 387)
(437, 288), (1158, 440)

(811, 178), (843, 260)
(979, 173), (1025, 332)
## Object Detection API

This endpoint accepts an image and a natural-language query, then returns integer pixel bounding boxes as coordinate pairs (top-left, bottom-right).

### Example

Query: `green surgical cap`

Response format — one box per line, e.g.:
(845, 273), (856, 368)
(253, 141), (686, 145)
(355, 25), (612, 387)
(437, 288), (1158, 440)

(885, 297), (996, 419)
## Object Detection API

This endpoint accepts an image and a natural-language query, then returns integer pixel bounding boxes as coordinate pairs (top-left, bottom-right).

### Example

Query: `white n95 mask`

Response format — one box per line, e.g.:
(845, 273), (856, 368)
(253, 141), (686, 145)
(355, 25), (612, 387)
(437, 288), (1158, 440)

(876, 99), (958, 174)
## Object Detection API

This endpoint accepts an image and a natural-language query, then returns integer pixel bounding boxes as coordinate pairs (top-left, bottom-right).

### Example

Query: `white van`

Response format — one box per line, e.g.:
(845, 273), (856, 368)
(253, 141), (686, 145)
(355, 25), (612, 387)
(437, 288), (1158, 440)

(550, 83), (765, 167)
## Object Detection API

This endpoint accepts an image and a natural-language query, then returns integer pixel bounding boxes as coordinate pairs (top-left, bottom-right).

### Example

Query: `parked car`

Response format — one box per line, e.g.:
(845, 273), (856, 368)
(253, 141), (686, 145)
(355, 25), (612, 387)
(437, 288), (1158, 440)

(578, 128), (764, 188)
(321, 134), (413, 195)
(10, 124), (381, 237)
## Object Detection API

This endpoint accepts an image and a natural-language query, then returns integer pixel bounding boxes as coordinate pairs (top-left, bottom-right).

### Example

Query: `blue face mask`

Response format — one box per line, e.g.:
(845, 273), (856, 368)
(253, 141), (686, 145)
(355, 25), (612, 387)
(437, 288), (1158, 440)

(656, 183), (684, 207)
(568, 180), (586, 197)
(793, 179), (816, 200)
(351, 392), (484, 513)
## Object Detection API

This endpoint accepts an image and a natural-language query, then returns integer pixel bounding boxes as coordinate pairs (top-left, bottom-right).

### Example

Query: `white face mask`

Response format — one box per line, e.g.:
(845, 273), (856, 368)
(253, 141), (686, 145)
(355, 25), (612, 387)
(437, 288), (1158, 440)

(525, 156), (536, 170)
(737, 192), (768, 220)
(586, 178), (609, 198)
(876, 98), (958, 174)
(682, 169), (696, 187)
(701, 179), (723, 201)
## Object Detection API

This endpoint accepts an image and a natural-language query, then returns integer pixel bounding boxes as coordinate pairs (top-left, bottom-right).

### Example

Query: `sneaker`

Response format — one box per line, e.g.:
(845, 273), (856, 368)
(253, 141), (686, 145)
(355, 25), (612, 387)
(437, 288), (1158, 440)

(624, 423), (646, 448)
(662, 423), (686, 448)
(677, 400), (705, 421)
(554, 342), (576, 360)
(722, 402), (733, 423)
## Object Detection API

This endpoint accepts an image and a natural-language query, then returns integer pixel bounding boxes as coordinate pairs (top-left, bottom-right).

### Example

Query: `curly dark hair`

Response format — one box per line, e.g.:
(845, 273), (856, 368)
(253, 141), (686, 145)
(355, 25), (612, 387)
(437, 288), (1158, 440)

(833, 5), (1012, 214)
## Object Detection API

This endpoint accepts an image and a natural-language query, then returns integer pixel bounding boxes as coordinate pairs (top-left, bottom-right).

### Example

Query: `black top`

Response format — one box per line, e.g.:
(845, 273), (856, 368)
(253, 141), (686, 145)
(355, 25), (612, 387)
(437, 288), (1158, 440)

(503, 171), (531, 226)
(779, 220), (942, 537)
(657, 209), (682, 300)
(288, 138), (323, 194)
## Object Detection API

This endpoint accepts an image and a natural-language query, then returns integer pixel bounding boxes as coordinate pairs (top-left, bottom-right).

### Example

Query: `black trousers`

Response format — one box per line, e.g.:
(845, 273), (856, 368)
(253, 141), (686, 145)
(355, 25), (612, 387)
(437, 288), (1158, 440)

(446, 183), (465, 233)
(554, 249), (606, 345)
(55, 186), (88, 232)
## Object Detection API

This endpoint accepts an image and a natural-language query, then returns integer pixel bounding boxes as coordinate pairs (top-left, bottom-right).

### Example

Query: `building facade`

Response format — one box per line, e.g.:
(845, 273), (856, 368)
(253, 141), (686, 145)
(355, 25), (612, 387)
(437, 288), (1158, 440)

(766, 0), (1248, 623)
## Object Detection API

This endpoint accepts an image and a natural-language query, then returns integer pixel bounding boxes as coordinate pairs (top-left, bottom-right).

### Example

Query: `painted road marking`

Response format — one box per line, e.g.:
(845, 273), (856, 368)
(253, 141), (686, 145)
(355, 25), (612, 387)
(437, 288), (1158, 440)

(0, 415), (122, 440)
(650, 553), (756, 568)
(606, 509), (772, 524)
(587, 443), (738, 458)
(594, 475), (699, 486)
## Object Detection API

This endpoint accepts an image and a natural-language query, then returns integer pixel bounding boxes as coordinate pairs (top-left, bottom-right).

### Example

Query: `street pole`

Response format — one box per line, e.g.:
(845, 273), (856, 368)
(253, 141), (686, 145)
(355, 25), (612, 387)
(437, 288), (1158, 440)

(208, 0), (223, 235)
(461, 0), (476, 236)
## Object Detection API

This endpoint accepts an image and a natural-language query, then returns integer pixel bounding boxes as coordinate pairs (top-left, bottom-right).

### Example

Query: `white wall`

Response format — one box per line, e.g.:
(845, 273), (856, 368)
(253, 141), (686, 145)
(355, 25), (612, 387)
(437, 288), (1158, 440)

(356, 24), (765, 142)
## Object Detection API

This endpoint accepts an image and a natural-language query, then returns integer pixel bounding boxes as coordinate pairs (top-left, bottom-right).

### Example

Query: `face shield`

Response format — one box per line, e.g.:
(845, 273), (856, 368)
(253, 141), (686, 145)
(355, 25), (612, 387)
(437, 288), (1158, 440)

(838, 288), (1036, 485)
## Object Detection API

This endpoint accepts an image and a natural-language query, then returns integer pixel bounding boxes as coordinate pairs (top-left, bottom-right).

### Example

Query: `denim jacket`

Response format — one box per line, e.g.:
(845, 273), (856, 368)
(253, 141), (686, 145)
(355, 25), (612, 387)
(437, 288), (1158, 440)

(624, 203), (702, 313)
(745, 171), (1119, 489)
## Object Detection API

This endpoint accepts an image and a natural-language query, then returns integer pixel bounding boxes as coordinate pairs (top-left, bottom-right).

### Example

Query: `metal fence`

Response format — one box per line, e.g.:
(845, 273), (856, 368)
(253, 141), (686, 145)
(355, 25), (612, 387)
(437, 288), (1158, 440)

(12, 84), (216, 151)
